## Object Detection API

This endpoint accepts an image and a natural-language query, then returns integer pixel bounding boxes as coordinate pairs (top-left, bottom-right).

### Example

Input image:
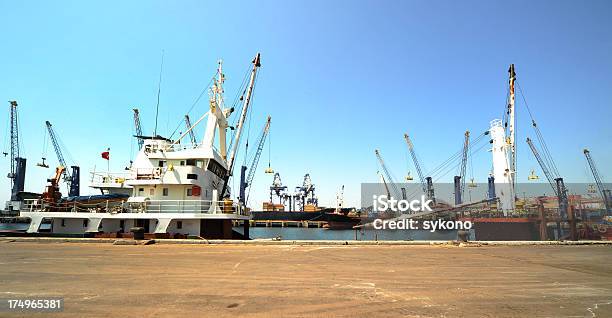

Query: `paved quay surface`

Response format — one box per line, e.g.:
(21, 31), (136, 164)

(1, 241), (611, 317)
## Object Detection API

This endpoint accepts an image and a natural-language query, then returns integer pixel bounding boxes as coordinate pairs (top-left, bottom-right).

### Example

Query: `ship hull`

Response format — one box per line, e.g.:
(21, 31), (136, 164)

(460, 217), (541, 241)
(251, 211), (327, 222)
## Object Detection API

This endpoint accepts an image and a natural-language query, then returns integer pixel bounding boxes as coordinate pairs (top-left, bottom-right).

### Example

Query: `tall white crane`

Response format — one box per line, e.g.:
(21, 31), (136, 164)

(507, 64), (517, 180)
(221, 53), (261, 198)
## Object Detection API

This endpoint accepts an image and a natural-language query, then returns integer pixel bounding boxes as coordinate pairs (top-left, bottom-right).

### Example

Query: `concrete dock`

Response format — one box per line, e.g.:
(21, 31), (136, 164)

(1, 241), (611, 317)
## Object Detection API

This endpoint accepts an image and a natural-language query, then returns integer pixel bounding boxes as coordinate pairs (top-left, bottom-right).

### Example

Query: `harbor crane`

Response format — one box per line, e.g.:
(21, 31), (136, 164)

(377, 171), (392, 199)
(293, 174), (318, 211)
(375, 149), (403, 200)
(238, 116), (271, 205)
(454, 131), (470, 205)
(583, 149), (611, 214)
(45, 121), (80, 197)
(404, 134), (435, 203)
(221, 53), (261, 199)
(526, 137), (568, 219)
(4, 101), (27, 211)
(269, 172), (288, 205)
(184, 115), (198, 145)
(133, 108), (144, 150)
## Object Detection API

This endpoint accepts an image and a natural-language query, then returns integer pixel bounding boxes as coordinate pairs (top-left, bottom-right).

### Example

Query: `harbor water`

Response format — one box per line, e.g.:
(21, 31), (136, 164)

(246, 227), (459, 241)
(1, 223), (458, 240)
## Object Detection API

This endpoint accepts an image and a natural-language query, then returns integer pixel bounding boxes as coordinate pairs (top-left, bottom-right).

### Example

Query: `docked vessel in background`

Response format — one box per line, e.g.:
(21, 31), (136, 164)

(251, 179), (361, 229)
(362, 64), (612, 240)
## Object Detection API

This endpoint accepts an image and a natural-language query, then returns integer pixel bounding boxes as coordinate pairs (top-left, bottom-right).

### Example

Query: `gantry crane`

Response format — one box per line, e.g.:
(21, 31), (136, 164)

(46, 121), (80, 197)
(5, 101), (27, 209)
(133, 108), (144, 150)
(404, 134), (435, 203)
(185, 114), (198, 145)
(583, 149), (611, 214)
(238, 116), (271, 205)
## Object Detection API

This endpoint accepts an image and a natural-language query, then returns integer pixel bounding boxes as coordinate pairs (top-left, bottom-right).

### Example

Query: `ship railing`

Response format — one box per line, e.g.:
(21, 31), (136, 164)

(134, 168), (162, 180)
(90, 171), (133, 185)
(127, 199), (247, 215)
(160, 142), (220, 153)
(164, 143), (200, 151)
(20, 198), (248, 216)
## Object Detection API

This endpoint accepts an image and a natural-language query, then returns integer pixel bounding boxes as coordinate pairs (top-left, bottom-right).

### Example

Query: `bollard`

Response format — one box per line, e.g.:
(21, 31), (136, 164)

(457, 230), (470, 242)
(131, 227), (145, 240)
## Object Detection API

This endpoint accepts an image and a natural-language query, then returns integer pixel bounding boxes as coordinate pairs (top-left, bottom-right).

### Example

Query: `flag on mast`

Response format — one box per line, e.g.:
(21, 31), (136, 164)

(101, 148), (110, 160)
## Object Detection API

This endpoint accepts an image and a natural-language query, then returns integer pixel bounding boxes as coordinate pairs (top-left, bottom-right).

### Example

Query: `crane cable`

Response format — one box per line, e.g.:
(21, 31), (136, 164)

(227, 67), (260, 155)
(403, 131), (489, 200)
(516, 81), (561, 178)
(168, 71), (217, 139)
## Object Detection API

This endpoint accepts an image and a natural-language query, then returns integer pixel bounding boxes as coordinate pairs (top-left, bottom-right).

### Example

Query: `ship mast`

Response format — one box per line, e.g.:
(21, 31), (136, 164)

(201, 59), (231, 159)
(221, 53), (261, 199)
(507, 64), (516, 184)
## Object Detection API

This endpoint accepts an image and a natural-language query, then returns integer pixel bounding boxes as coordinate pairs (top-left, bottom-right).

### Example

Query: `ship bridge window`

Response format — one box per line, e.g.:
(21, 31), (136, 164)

(187, 174), (198, 180)
(162, 188), (169, 196)
(196, 160), (205, 168)
(158, 160), (167, 167)
(180, 160), (185, 166)
(186, 159), (196, 166)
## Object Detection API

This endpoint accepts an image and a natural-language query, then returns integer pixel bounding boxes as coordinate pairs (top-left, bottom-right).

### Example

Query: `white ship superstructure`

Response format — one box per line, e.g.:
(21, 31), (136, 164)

(19, 53), (262, 239)
(489, 64), (517, 213)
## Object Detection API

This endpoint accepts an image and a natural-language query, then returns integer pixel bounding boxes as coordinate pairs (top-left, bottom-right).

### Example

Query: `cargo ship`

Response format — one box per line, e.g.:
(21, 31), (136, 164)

(11, 53), (263, 239)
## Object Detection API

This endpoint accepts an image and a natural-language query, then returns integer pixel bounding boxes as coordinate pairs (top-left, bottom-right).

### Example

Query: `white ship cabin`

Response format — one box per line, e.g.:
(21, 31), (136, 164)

(129, 136), (228, 202)
(19, 54), (262, 239)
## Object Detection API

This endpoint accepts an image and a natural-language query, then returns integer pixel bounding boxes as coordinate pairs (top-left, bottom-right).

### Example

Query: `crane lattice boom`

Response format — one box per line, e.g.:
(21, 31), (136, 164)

(404, 134), (427, 196)
(185, 115), (197, 145)
(7, 101), (19, 183)
(459, 131), (470, 198)
(246, 116), (271, 190)
(45, 121), (71, 182)
(526, 137), (557, 195)
(133, 109), (144, 150)
(374, 149), (402, 200)
(584, 149), (611, 213)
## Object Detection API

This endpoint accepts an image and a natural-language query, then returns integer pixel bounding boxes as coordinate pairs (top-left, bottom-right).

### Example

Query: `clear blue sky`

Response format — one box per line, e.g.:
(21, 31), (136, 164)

(1, 0), (611, 208)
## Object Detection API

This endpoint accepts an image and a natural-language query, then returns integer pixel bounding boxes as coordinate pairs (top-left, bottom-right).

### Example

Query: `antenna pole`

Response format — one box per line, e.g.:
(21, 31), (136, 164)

(154, 50), (164, 136)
